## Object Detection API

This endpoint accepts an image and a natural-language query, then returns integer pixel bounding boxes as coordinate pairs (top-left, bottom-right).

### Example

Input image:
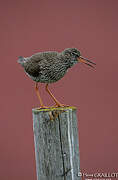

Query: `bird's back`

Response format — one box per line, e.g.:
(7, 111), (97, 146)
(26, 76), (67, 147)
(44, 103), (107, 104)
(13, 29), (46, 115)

(24, 51), (67, 83)
(30, 51), (59, 63)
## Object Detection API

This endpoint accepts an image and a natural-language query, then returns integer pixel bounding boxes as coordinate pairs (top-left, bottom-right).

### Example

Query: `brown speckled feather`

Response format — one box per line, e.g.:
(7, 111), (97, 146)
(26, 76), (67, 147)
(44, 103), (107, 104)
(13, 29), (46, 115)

(24, 51), (58, 77)
(18, 48), (90, 83)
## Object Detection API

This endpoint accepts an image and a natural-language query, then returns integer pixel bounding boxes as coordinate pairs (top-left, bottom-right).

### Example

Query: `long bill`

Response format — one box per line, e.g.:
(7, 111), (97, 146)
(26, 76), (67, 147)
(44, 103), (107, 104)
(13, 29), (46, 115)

(78, 56), (96, 68)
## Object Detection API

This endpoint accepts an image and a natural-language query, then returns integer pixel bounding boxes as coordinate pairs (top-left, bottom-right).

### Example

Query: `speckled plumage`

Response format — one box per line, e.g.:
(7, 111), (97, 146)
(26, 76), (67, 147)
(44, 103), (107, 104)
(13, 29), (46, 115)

(18, 48), (96, 108)
(18, 48), (81, 83)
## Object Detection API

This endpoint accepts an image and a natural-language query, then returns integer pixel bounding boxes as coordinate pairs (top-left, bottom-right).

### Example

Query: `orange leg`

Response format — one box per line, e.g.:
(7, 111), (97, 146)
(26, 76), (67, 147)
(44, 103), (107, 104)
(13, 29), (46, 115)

(45, 84), (68, 107)
(35, 83), (48, 109)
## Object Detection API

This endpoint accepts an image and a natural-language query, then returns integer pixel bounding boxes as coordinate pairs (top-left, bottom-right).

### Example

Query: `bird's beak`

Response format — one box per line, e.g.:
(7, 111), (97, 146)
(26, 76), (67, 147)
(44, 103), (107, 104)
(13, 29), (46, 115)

(78, 56), (96, 68)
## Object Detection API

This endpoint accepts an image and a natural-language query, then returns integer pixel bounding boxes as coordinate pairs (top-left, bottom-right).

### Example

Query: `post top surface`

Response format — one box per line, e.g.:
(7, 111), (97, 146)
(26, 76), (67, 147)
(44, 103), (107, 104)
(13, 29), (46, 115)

(32, 106), (77, 113)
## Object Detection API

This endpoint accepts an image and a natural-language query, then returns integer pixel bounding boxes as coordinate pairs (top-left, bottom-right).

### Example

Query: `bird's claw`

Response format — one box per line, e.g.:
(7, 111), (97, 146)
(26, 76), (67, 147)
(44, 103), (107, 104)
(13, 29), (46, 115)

(52, 104), (70, 108)
(37, 106), (50, 110)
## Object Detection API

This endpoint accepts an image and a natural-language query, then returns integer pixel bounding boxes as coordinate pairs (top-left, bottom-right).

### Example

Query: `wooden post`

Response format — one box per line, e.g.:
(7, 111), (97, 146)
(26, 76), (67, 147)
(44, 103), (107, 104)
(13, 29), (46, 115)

(32, 106), (81, 180)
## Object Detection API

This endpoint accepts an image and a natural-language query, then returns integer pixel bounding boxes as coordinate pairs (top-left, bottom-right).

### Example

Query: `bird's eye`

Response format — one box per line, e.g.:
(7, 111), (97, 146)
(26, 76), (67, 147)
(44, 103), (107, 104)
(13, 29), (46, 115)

(72, 52), (78, 56)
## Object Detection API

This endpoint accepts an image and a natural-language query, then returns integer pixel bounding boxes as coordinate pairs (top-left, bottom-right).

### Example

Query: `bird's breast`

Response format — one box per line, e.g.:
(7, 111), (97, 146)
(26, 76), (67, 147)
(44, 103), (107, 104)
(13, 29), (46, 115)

(25, 60), (68, 83)
(39, 67), (67, 83)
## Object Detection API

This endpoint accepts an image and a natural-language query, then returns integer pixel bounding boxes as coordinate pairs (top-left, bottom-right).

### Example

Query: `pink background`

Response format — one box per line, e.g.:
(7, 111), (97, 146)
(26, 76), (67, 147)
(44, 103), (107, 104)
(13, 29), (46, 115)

(0, 0), (118, 179)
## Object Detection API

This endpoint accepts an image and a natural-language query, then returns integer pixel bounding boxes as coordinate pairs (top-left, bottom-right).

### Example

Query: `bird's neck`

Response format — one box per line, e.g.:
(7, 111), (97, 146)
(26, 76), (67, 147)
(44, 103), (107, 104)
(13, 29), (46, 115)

(60, 53), (77, 69)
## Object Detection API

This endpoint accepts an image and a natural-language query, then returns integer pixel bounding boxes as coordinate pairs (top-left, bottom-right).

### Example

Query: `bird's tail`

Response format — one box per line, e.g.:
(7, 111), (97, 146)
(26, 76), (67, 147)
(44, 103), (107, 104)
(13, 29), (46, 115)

(17, 56), (25, 65)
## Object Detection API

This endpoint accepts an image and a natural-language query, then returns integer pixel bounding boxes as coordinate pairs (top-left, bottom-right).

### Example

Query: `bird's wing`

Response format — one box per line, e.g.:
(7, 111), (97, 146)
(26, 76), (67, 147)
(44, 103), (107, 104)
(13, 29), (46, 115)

(30, 51), (58, 63)
(24, 51), (58, 77)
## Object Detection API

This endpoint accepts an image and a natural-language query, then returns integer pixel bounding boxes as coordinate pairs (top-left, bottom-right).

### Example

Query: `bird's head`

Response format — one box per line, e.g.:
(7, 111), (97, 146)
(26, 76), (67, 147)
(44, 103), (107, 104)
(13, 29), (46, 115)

(63, 48), (96, 68)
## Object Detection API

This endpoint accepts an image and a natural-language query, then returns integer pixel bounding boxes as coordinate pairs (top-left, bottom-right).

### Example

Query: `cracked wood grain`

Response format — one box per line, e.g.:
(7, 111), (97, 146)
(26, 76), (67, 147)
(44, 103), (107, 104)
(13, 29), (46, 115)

(32, 107), (81, 180)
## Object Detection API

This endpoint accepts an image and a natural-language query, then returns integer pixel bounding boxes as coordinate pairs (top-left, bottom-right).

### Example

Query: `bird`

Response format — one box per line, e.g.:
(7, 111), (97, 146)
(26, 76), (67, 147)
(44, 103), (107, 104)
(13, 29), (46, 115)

(18, 48), (96, 109)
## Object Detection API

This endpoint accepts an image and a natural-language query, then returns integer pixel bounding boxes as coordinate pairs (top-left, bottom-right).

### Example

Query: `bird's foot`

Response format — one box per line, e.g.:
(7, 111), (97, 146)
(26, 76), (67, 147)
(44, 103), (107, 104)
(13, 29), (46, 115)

(52, 103), (70, 108)
(37, 105), (50, 110)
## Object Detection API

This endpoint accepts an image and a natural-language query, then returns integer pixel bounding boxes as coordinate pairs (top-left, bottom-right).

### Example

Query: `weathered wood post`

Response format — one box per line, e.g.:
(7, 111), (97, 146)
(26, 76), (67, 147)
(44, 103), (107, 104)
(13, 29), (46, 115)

(32, 106), (81, 180)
